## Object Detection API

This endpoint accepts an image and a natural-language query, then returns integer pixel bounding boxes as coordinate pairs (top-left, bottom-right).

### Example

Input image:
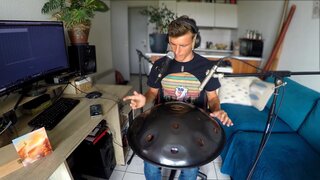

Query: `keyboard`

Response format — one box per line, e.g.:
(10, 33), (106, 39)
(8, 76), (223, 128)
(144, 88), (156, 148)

(28, 97), (80, 130)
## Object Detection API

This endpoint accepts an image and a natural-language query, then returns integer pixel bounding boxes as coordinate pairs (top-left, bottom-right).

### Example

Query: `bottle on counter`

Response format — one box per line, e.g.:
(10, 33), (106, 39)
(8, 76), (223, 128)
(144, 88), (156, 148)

(230, 41), (234, 51)
(233, 41), (240, 56)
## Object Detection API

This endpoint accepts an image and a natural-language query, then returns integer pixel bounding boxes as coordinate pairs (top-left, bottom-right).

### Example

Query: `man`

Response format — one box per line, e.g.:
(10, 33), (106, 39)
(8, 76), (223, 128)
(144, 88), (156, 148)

(123, 15), (233, 180)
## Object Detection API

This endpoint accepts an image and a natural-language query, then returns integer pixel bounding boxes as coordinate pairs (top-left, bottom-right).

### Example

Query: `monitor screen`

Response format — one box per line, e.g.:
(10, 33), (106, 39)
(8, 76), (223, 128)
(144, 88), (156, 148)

(0, 20), (69, 97)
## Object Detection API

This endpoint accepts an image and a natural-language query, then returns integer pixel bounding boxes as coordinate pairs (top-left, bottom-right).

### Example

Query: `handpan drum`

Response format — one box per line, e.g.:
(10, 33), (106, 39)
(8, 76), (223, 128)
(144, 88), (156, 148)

(127, 101), (226, 169)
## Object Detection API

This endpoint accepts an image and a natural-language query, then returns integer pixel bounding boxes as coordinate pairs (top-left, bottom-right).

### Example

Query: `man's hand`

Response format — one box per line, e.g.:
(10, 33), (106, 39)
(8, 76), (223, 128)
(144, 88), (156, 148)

(210, 110), (233, 127)
(123, 91), (146, 110)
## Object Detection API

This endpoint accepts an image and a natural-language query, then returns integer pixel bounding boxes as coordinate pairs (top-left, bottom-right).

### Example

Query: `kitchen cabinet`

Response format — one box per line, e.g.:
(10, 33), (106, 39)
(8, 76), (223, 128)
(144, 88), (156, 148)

(214, 4), (238, 28)
(176, 2), (237, 28)
(207, 57), (260, 73)
(146, 53), (261, 74)
(177, 2), (215, 27)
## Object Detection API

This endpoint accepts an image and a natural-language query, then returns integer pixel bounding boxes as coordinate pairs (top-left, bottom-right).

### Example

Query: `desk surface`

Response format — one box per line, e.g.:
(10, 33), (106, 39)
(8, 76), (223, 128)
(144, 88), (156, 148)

(0, 84), (132, 179)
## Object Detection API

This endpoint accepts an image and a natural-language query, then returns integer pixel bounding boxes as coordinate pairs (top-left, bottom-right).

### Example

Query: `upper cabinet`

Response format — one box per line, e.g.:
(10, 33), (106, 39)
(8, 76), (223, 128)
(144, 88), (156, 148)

(176, 2), (238, 28)
(214, 4), (238, 28)
(177, 2), (215, 27)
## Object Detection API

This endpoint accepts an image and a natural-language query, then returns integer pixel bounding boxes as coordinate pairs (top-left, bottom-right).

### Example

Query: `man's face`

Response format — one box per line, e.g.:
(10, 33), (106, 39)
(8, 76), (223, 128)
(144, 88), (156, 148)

(169, 31), (194, 62)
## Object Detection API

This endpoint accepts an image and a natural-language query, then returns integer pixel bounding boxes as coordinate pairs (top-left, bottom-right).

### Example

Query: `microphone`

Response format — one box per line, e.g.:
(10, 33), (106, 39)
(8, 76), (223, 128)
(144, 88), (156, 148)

(155, 51), (175, 83)
(198, 59), (223, 91)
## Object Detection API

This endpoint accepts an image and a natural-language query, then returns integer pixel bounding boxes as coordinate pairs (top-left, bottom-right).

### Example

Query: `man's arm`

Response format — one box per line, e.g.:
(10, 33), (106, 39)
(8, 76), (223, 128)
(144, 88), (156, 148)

(123, 87), (159, 110)
(144, 87), (159, 105)
(206, 90), (221, 112)
(206, 90), (233, 127)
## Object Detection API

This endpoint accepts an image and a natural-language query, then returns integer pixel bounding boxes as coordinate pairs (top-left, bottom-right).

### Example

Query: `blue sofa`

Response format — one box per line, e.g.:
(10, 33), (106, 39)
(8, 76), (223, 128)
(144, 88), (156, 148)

(219, 78), (320, 180)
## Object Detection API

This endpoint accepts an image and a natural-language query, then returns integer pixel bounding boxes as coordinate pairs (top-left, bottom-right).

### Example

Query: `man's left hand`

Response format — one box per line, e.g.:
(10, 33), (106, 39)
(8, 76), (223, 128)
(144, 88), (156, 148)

(210, 110), (233, 127)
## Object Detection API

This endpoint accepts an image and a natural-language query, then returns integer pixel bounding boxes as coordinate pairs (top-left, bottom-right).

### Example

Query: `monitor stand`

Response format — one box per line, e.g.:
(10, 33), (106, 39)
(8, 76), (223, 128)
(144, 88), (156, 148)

(20, 84), (47, 97)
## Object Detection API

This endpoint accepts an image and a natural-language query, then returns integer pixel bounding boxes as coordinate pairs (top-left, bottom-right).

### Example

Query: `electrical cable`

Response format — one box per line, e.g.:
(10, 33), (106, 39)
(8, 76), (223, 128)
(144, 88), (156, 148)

(68, 82), (120, 103)
(212, 55), (287, 180)
(52, 83), (70, 103)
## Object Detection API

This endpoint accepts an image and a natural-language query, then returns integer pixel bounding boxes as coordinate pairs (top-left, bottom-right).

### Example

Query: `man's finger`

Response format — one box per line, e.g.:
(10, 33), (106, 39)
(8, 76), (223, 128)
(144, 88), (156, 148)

(123, 95), (139, 101)
(210, 111), (218, 117)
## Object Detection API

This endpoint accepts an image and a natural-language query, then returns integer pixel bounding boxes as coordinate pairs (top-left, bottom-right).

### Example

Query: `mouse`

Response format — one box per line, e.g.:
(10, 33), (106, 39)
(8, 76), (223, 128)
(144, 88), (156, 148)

(86, 91), (102, 99)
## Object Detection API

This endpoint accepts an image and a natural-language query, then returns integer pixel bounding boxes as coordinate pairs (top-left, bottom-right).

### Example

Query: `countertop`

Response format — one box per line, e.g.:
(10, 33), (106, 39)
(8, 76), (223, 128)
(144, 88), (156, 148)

(146, 49), (263, 61)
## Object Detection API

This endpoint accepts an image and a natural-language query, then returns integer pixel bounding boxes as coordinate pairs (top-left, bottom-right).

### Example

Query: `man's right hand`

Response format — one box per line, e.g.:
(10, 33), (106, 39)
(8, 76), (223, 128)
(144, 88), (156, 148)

(123, 91), (146, 110)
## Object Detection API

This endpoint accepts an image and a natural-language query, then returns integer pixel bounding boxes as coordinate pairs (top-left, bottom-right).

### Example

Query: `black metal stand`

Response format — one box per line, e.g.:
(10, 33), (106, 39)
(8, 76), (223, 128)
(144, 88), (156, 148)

(127, 50), (152, 165)
(215, 70), (320, 180)
(169, 169), (177, 180)
(136, 49), (153, 114)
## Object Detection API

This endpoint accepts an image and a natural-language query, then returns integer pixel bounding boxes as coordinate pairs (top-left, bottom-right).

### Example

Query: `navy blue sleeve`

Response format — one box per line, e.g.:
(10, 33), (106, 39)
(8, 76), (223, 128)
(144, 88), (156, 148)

(193, 54), (221, 92)
(147, 57), (166, 89)
(205, 77), (221, 92)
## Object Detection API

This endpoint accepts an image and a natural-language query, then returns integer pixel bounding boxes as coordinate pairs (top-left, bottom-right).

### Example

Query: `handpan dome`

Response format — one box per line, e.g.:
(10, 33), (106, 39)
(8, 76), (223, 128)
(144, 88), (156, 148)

(127, 101), (225, 168)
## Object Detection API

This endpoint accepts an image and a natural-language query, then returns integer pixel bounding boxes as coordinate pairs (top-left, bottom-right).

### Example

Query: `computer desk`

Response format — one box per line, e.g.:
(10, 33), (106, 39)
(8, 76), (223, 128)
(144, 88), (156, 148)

(0, 84), (132, 179)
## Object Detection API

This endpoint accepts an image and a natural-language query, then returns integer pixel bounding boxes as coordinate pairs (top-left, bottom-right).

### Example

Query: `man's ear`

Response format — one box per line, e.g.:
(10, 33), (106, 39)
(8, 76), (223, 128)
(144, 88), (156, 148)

(167, 36), (172, 51)
(192, 34), (197, 50)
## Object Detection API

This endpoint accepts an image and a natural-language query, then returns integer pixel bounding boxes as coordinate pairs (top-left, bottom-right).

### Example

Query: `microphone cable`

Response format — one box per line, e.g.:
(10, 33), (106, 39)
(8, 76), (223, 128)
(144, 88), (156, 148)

(246, 82), (286, 180)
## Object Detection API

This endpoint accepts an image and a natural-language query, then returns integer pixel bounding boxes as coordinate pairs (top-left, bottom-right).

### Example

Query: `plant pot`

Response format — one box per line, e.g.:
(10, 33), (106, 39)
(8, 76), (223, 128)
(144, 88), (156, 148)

(149, 33), (168, 53)
(68, 23), (91, 45)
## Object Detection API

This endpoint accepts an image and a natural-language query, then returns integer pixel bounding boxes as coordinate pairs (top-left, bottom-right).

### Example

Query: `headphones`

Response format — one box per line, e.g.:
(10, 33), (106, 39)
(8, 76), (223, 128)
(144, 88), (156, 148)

(168, 17), (202, 49)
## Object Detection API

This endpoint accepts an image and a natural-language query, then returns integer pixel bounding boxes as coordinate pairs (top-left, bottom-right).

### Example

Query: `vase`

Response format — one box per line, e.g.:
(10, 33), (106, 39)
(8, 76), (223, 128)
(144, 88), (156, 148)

(149, 33), (168, 53)
(68, 23), (91, 45)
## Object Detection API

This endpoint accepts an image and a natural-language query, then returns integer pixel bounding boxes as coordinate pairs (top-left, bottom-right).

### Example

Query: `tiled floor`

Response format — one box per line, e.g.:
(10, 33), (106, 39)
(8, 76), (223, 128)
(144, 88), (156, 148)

(109, 149), (231, 180)
(108, 75), (231, 180)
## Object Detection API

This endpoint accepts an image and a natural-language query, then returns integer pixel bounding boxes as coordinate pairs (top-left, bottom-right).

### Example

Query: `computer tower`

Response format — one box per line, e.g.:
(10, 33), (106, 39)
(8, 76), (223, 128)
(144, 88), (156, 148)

(68, 45), (96, 76)
(72, 132), (116, 179)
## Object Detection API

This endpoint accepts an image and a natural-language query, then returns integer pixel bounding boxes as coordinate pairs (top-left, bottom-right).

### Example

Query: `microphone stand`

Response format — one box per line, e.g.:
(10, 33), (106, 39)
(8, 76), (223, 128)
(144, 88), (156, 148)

(213, 70), (320, 180)
(136, 49), (153, 114)
(127, 50), (152, 164)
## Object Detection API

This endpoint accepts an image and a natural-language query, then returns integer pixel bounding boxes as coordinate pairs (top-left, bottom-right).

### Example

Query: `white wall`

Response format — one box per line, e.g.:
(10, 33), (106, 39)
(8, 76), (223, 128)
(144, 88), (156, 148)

(0, 0), (114, 84)
(278, 1), (319, 92)
(237, 0), (320, 92)
(0, 0), (49, 20)
(111, 1), (158, 81)
(237, 0), (284, 62)
(90, 0), (115, 84)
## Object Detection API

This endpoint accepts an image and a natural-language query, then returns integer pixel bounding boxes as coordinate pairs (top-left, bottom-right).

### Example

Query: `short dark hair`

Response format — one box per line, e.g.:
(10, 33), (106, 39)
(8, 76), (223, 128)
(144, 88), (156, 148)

(168, 15), (198, 38)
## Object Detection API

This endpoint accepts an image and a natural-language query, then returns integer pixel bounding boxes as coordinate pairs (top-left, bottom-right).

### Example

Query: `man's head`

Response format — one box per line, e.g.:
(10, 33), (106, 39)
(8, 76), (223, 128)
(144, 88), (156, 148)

(168, 16), (199, 62)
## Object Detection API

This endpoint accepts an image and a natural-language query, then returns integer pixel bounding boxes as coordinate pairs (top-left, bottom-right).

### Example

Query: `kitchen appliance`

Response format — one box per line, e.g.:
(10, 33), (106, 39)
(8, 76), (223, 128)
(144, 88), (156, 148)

(239, 38), (264, 57)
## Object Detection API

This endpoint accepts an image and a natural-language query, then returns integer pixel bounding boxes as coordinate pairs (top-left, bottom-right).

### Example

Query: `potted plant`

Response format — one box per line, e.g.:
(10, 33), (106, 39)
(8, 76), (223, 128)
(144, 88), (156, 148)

(41, 0), (109, 44)
(140, 4), (176, 53)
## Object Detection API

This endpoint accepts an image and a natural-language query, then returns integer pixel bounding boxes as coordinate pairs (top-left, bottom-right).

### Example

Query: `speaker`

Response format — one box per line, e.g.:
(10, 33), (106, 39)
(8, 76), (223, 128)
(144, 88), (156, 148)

(72, 132), (116, 179)
(68, 45), (96, 76)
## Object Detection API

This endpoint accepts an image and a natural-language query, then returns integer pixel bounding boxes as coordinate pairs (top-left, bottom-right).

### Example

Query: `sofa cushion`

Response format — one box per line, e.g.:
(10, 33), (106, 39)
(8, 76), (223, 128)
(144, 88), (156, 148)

(249, 78), (275, 111)
(221, 132), (320, 180)
(218, 77), (255, 106)
(266, 77), (320, 131)
(221, 103), (294, 139)
(298, 99), (320, 153)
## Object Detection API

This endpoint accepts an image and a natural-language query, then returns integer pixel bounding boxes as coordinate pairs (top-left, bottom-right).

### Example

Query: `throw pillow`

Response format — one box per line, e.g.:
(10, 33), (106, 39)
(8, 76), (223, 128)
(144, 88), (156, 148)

(249, 79), (275, 111)
(218, 77), (256, 106)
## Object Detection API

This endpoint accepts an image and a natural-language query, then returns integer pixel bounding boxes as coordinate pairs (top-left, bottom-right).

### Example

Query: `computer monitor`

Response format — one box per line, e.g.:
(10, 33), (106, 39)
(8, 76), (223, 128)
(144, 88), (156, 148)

(0, 20), (69, 97)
